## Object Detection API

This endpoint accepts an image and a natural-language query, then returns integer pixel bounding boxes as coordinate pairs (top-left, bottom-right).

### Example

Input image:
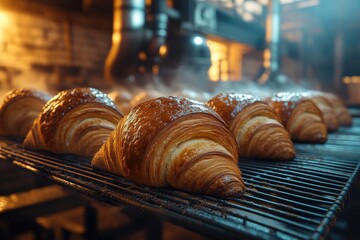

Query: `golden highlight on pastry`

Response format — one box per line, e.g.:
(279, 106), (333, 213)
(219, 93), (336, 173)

(92, 96), (245, 198)
(269, 92), (327, 143)
(208, 93), (295, 161)
(323, 93), (352, 126)
(24, 88), (123, 157)
(300, 92), (339, 132)
(0, 89), (51, 138)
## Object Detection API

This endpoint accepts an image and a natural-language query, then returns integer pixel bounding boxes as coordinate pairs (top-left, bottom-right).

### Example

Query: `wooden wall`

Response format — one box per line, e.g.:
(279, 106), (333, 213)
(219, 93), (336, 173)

(0, 0), (113, 94)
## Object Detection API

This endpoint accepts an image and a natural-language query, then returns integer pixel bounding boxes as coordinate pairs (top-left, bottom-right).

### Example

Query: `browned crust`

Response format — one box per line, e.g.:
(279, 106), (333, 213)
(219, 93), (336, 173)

(270, 92), (311, 126)
(0, 89), (51, 136)
(120, 96), (228, 172)
(92, 96), (244, 198)
(0, 89), (51, 107)
(207, 93), (259, 126)
(38, 88), (122, 145)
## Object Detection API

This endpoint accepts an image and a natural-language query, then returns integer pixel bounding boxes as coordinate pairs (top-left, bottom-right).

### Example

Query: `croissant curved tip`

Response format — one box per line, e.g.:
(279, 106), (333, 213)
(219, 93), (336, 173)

(313, 133), (327, 144)
(274, 144), (296, 161)
(205, 174), (246, 198)
(327, 125), (339, 132)
(275, 151), (296, 161)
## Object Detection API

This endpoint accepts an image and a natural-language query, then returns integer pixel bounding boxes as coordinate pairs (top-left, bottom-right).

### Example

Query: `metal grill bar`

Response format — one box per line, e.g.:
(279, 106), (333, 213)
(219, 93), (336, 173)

(0, 118), (359, 240)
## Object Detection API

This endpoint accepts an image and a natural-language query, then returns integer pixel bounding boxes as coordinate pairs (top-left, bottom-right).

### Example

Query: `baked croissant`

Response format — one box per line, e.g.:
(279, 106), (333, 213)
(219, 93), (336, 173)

(301, 92), (339, 132)
(0, 89), (51, 138)
(269, 92), (327, 143)
(24, 88), (123, 157)
(207, 93), (295, 161)
(323, 93), (352, 126)
(92, 96), (245, 198)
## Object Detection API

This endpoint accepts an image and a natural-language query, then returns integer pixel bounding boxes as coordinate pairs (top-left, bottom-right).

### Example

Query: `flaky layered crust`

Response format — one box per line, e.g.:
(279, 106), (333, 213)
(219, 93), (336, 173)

(92, 96), (245, 198)
(270, 92), (327, 143)
(24, 88), (123, 157)
(323, 93), (352, 126)
(0, 89), (51, 138)
(208, 93), (295, 161)
(309, 95), (339, 132)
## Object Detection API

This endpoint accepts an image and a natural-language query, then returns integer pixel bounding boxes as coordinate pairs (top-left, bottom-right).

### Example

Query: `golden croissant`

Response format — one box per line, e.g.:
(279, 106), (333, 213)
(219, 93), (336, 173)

(301, 92), (339, 132)
(323, 93), (352, 126)
(0, 89), (51, 138)
(269, 92), (327, 143)
(208, 93), (295, 161)
(24, 88), (123, 157)
(92, 96), (245, 198)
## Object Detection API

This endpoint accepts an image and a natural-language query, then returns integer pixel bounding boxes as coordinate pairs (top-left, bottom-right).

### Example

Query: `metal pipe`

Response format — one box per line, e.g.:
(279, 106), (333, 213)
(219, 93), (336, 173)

(105, 0), (146, 83)
(147, 0), (168, 65)
(258, 0), (281, 84)
(267, 0), (281, 73)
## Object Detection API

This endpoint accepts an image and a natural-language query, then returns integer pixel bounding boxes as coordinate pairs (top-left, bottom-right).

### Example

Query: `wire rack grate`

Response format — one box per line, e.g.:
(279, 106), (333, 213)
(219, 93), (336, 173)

(0, 118), (359, 240)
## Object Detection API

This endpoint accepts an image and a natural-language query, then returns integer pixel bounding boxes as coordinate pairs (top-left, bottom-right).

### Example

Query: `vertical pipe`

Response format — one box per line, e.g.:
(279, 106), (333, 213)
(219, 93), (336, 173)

(258, 0), (281, 84)
(147, 0), (168, 68)
(105, 0), (146, 83)
(264, 0), (281, 74)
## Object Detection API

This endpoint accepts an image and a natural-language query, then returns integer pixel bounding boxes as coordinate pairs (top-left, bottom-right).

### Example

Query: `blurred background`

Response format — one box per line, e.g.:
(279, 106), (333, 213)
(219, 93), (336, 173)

(0, 0), (359, 103)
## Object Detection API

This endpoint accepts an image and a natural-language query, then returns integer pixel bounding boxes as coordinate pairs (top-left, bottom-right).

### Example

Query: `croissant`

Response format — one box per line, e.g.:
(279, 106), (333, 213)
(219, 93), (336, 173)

(0, 89), (51, 138)
(92, 96), (245, 198)
(269, 92), (327, 143)
(207, 93), (295, 161)
(323, 93), (352, 126)
(300, 92), (339, 132)
(24, 88), (123, 157)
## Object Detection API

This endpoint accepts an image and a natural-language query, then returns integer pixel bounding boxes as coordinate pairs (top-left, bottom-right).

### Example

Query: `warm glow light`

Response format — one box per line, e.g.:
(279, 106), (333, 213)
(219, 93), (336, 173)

(0, 11), (12, 42)
(207, 40), (229, 82)
(152, 65), (159, 74)
(263, 49), (271, 68)
(112, 32), (121, 43)
(138, 51), (147, 61)
(343, 76), (360, 84)
(159, 45), (167, 56)
(0, 11), (11, 26)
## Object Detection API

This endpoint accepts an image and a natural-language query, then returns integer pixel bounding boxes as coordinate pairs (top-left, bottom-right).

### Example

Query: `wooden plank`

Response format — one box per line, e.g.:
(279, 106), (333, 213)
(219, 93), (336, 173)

(0, 0), (112, 31)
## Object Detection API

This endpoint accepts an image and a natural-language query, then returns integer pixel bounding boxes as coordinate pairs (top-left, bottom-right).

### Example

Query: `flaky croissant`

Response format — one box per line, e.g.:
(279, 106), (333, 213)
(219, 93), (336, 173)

(208, 93), (295, 161)
(301, 92), (339, 132)
(269, 92), (327, 143)
(92, 96), (245, 198)
(323, 93), (352, 126)
(0, 89), (51, 138)
(24, 88), (123, 157)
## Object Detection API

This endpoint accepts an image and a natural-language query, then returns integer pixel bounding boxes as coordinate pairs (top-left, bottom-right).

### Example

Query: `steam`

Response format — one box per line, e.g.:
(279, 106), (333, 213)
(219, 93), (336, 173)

(107, 71), (327, 106)
(0, 70), (53, 102)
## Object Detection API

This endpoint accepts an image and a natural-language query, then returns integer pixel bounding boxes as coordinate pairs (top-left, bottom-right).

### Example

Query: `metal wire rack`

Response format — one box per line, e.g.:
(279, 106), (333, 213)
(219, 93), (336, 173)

(0, 118), (359, 240)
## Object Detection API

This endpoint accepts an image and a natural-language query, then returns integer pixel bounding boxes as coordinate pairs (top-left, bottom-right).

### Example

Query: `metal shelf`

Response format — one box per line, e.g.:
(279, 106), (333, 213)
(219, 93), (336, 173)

(0, 118), (359, 239)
